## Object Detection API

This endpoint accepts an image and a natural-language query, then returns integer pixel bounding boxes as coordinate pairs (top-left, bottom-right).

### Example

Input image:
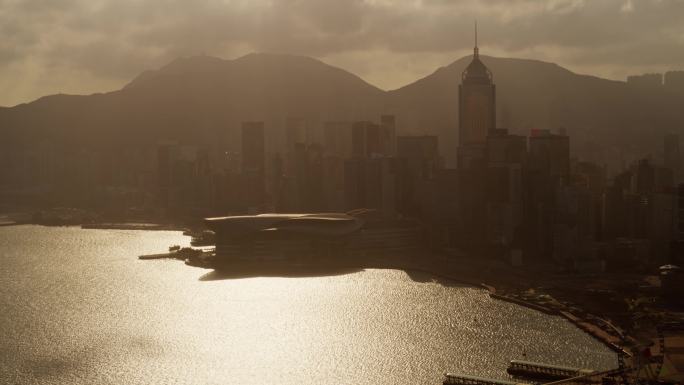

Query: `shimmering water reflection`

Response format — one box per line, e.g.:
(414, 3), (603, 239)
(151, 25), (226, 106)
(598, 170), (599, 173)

(0, 226), (616, 385)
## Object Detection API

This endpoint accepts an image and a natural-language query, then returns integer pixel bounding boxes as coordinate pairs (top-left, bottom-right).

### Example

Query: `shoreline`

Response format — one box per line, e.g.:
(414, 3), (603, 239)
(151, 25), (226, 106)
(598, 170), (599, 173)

(82, 223), (188, 231)
(392, 264), (629, 355)
(182, 252), (633, 356)
(6, 222), (662, 363)
(0, 220), (189, 232)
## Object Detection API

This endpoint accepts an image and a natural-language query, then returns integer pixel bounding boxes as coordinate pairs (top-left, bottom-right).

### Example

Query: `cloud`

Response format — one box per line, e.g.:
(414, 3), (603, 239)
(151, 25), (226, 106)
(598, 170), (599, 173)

(0, 0), (683, 105)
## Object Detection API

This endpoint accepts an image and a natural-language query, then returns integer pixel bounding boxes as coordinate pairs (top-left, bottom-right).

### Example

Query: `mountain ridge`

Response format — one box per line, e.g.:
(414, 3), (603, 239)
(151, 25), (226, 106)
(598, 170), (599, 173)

(1, 52), (682, 169)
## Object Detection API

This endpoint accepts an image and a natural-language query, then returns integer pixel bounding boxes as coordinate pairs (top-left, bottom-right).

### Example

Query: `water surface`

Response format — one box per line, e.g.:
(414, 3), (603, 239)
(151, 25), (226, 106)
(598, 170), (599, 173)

(0, 225), (616, 385)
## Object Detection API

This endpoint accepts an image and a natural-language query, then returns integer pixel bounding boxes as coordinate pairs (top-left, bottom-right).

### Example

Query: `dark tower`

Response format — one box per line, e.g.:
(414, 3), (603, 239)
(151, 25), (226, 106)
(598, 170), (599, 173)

(458, 22), (496, 169)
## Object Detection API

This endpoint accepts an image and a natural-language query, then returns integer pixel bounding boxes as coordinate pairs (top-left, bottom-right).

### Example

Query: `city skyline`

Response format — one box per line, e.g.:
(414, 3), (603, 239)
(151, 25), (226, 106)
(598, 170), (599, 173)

(2, 4), (684, 383)
(1, 0), (684, 107)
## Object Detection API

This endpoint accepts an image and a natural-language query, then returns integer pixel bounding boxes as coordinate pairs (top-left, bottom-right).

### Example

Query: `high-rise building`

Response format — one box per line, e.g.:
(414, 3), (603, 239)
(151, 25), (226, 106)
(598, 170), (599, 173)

(486, 129), (526, 167)
(455, 25), (497, 246)
(396, 135), (441, 216)
(241, 121), (266, 210)
(352, 121), (383, 158)
(285, 117), (310, 176)
(397, 136), (441, 179)
(156, 143), (177, 209)
(665, 71), (684, 92)
(484, 129), (526, 245)
(528, 129), (570, 178)
(380, 115), (397, 156)
(343, 157), (400, 218)
(627, 73), (663, 88)
(323, 121), (354, 158)
(664, 133), (681, 182)
(458, 25), (496, 168)
(241, 122), (265, 176)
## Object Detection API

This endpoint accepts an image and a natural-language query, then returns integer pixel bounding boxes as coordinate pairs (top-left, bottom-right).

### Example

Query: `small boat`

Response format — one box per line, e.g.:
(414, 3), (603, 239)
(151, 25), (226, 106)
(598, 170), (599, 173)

(507, 360), (594, 381)
(139, 252), (175, 260)
(443, 373), (529, 385)
(169, 245), (181, 252)
(139, 247), (203, 260)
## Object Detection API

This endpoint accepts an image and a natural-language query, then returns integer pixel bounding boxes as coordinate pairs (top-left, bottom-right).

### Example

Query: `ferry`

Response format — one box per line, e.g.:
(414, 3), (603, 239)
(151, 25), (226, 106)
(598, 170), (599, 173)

(506, 360), (594, 381)
(443, 373), (529, 385)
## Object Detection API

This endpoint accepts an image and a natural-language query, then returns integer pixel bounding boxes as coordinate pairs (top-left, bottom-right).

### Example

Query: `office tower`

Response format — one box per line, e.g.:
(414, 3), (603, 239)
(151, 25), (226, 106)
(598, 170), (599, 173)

(323, 121), (354, 158)
(528, 129), (570, 178)
(665, 71), (684, 92)
(380, 115), (397, 156)
(285, 117), (309, 176)
(664, 133), (681, 182)
(483, 129), (526, 246)
(241, 122), (265, 176)
(241, 121), (266, 210)
(458, 24), (496, 169)
(351, 117), (396, 159)
(396, 135), (441, 216)
(626, 73), (663, 88)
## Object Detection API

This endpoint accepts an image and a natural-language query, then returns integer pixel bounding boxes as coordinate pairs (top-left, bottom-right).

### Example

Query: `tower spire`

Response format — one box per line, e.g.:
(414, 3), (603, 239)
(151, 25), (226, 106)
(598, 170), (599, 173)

(474, 20), (479, 57)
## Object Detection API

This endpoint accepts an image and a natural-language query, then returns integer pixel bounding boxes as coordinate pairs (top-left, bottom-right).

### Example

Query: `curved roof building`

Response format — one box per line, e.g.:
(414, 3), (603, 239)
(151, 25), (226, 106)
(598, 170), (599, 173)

(205, 213), (363, 239)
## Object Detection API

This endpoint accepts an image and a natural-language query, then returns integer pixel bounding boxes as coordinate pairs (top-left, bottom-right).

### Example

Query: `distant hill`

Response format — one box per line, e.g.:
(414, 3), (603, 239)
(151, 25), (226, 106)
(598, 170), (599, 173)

(388, 55), (684, 166)
(0, 53), (385, 153)
(1, 53), (683, 169)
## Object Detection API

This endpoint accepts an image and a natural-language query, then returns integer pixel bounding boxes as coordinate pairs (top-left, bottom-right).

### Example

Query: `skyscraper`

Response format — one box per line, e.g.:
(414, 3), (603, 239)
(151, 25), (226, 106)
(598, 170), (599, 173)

(241, 121), (266, 210)
(456, 24), (496, 245)
(664, 133), (681, 182)
(458, 23), (496, 169)
(241, 121), (265, 177)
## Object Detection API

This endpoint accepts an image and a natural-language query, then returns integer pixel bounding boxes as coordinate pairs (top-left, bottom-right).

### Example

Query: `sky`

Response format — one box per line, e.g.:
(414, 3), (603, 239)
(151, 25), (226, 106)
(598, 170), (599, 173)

(1, 0), (683, 107)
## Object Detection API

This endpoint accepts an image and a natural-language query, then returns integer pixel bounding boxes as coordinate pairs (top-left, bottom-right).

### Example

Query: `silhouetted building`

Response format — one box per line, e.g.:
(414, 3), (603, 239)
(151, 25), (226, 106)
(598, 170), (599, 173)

(631, 158), (673, 196)
(552, 182), (598, 268)
(241, 121), (266, 210)
(294, 143), (326, 212)
(458, 32), (496, 169)
(485, 129), (526, 246)
(380, 115), (397, 156)
(157, 143), (176, 209)
(486, 129), (526, 166)
(664, 134), (681, 182)
(396, 135), (441, 216)
(285, 117), (311, 176)
(664, 71), (684, 92)
(677, 184), (684, 242)
(344, 158), (401, 218)
(242, 122), (265, 175)
(528, 129), (570, 178)
(602, 170), (633, 240)
(323, 121), (354, 158)
(155, 143), (218, 216)
(456, 30), (498, 247)
(627, 73), (663, 88)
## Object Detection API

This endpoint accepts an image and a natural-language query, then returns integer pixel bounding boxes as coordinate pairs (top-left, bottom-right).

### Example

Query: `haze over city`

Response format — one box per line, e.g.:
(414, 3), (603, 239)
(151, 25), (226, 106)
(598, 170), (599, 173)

(2, 1), (684, 385)
(2, 0), (684, 106)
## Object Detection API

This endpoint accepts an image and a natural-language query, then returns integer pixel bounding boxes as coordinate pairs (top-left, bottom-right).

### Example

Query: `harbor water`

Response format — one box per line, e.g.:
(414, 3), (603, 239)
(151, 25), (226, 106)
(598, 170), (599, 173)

(0, 225), (617, 385)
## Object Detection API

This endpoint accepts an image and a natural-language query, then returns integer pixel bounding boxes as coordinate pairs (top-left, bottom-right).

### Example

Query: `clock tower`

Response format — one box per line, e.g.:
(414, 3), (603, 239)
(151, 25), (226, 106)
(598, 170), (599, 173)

(458, 23), (496, 168)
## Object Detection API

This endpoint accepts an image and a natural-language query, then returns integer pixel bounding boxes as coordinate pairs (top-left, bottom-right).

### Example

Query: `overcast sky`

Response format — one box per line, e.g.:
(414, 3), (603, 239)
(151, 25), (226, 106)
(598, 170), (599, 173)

(1, 0), (683, 106)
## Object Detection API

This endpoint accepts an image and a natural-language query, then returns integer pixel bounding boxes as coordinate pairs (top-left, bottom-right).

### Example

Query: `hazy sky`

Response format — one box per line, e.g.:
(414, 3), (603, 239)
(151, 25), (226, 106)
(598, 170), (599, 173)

(1, 0), (683, 106)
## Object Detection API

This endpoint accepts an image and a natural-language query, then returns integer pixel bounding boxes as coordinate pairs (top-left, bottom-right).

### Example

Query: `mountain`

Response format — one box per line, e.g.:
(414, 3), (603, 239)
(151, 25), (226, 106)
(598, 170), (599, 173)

(0, 53), (385, 153)
(1, 52), (683, 169)
(388, 55), (684, 166)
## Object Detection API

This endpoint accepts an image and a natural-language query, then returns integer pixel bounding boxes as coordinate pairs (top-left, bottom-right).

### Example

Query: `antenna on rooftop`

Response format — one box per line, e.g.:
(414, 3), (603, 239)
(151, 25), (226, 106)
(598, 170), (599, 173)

(474, 20), (479, 57)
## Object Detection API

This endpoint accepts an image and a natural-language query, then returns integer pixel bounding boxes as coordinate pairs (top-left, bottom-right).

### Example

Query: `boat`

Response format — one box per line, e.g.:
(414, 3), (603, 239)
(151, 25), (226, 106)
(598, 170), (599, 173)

(140, 247), (204, 260)
(443, 373), (529, 385)
(506, 360), (594, 381)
